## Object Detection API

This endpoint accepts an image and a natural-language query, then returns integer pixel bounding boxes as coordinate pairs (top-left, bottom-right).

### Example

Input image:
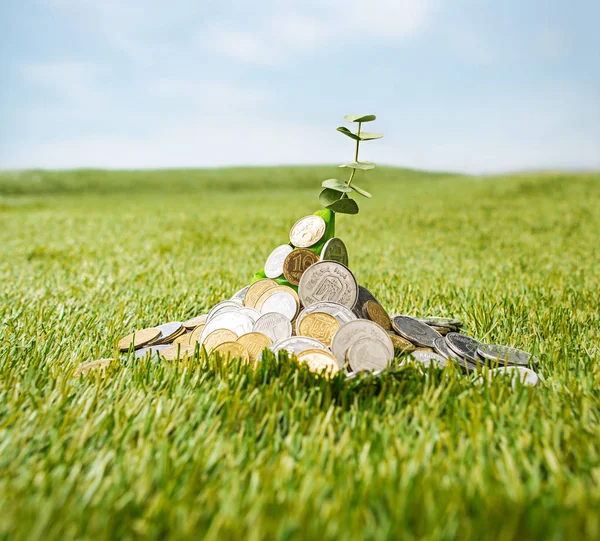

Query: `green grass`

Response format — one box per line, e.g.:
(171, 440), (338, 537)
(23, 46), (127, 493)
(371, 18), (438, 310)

(1, 166), (599, 540)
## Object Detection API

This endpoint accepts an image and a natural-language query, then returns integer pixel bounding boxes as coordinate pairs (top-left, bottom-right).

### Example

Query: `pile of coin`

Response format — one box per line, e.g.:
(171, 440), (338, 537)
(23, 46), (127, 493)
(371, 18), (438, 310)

(96, 214), (540, 387)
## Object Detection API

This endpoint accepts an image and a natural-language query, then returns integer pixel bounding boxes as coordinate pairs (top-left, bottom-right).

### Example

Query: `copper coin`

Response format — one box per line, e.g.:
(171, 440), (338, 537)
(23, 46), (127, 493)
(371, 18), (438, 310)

(363, 300), (392, 331)
(283, 248), (320, 286)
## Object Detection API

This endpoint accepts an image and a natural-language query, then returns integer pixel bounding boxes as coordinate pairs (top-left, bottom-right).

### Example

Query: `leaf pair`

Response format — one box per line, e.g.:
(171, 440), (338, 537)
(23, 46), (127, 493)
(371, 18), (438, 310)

(337, 127), (383, 142)
(319, 189), (359, 214)
(321, 178), (372, 199)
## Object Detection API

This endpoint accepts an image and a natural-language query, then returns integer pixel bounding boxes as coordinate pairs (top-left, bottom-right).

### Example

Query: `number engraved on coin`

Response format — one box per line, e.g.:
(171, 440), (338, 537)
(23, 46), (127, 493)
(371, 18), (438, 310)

(283, 248), (320, 286)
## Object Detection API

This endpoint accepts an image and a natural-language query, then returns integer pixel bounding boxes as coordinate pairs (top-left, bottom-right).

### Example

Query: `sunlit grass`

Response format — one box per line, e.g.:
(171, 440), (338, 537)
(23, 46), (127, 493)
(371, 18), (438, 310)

(1, 167), (599, 540)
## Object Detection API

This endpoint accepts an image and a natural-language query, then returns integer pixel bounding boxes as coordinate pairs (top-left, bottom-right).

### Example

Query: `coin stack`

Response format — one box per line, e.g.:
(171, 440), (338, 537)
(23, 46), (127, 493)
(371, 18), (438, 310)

(99, 213), (539, 387)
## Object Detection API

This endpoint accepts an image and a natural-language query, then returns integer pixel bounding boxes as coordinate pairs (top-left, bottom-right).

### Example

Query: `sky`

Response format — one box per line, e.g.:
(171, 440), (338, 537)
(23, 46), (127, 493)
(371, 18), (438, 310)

(0, 0), (599, 173)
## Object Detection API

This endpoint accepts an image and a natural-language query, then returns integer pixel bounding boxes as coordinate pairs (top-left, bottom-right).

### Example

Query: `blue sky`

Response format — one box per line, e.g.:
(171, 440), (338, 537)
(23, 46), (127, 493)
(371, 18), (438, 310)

(1, 0), (598, 172)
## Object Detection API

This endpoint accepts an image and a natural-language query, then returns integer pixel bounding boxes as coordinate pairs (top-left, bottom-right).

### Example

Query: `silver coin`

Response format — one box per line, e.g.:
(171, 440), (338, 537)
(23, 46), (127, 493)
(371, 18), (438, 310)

(238, 307), (262, 323)
(295, 301), (357, 330)
(264, 244), (293, 279)
(253, 312), (293, 343)
(433, 336), (471, 370)
(200, 311), (254, 344)
(353, 285), (379, 317)
(407, 350), (448, 368)
(489, 366), (539, 388)
(331, 320), (394, 369)
(231, 285), (250, 303)
(207, 301), (242, 322)
(417, 316), (464, 328)
(270, 336), (329, 357)
(134, 344), (170, 359)
(320, 237), (349, 267)
(347, 337), (391, 372)
(446, 333), (482, 363)
(259, 291), (298, 320)
(298, 260), (358, 310)
(391, 316), (441, 348)
(477, 344), (532, 366)
(149, 321), (183, 344)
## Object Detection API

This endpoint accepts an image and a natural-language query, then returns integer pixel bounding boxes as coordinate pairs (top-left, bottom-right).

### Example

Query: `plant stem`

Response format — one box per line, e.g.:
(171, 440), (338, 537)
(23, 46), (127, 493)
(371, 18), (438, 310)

(347, 122), (361, 187)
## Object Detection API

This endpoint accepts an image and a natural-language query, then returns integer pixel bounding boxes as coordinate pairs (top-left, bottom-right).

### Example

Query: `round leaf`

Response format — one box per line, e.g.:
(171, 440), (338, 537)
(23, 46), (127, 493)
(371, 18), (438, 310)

(319, 188), (343, 207)
(322, 178), (352, 192)
(344, 114), (376, 123)
(338, 161), (376, 171)
(336, 127), (361, 141)
(327, 198), (359, 215)
(359, 132), (383, 141)
(351, 184), (372, 198)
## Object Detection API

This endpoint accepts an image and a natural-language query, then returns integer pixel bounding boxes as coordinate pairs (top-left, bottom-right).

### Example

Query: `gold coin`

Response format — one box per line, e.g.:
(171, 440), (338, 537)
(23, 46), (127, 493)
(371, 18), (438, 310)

(363, 301), (392, 331)
(173, 332), (191, 346)
(189, 324), (206, 344)
(202, 329), (238, 352)
(236, 332), (272, 365)
(118, 327), (161, 351)
(282, 248), (320, 286)
(296, 348), (340, 376)
(212, 341), (250, 363)
(254, 285), (300, 312)
(413, 347), (435, 353)
(74, 358), (112, 376)
(167, 326), (187, 343)
(160, 344), (195, 361)
(431, 326), (449, 335)
(244, 279), (278, 308)
(297, 312), (340, 347)
(289, 215), (326, 248)
(182, 315), (207, 330)
(388, 332), (416, 353)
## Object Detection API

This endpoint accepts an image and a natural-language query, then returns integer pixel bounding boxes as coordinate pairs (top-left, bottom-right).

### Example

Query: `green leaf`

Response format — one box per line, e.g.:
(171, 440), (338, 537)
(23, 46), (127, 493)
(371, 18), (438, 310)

(338, 161), (376, 171)
(327, 198), (359, 214)
(359, 132), (383, 141)
(322, 178), (352, 192)
(336, 127), (360, 141)
(319, 188), (343, 207)
(351, 184), (372, 198)
(344, 114), (376, 123)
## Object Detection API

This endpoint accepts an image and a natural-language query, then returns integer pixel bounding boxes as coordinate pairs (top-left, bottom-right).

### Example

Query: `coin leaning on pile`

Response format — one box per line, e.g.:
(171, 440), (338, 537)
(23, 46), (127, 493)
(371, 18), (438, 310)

(95, 213), (540, 387)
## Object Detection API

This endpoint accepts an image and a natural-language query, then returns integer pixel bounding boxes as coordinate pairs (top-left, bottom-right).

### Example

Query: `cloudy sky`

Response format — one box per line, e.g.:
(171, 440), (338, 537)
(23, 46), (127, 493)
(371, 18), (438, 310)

(1, 0), (598, 172)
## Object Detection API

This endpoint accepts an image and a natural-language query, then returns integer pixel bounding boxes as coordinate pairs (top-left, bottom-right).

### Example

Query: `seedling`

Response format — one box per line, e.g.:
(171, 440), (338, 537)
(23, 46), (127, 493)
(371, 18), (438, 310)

(319, 114), (383, 214)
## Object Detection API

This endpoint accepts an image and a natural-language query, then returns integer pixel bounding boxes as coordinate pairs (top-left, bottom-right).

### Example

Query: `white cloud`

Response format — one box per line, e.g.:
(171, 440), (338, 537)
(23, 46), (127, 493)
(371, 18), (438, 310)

(203, 0), (434, 64)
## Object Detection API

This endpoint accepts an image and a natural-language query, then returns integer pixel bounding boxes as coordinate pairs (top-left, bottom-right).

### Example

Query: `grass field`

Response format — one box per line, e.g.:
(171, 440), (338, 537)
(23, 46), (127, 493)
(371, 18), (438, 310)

(1, 166), (599, 540)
